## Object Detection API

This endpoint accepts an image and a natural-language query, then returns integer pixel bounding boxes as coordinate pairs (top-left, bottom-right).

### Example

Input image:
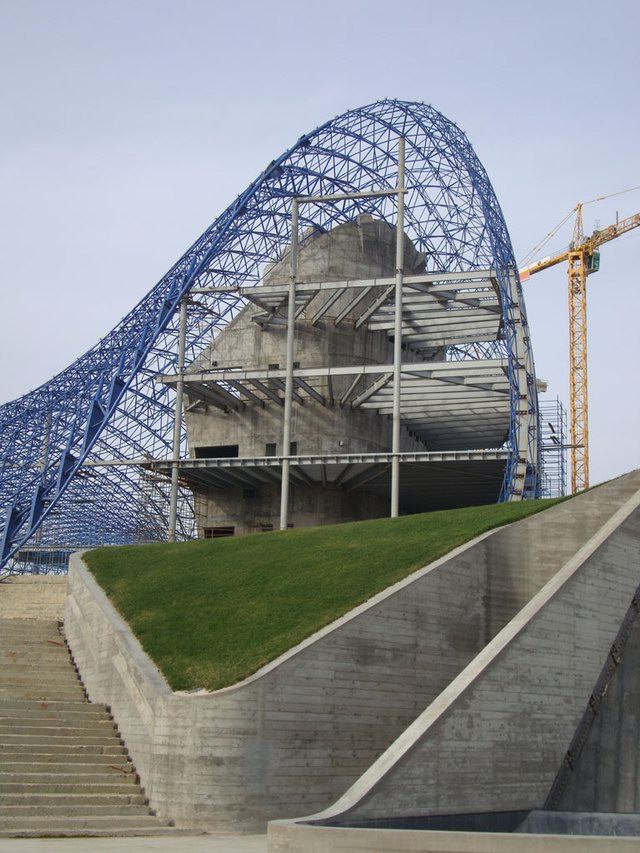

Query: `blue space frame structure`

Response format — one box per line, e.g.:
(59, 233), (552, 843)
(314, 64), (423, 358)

(0, 99), (540, 575)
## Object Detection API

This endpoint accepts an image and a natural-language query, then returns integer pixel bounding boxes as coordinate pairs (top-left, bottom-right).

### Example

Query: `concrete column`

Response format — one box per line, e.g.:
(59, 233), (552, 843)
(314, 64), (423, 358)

(390, 137), (405, 518)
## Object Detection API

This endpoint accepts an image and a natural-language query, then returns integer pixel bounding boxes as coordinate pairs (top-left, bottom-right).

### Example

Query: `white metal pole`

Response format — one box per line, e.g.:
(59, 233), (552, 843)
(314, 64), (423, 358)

(390, 137), (405, 518)
(168, 296), (188, 541)
(280, 199), (298, 531)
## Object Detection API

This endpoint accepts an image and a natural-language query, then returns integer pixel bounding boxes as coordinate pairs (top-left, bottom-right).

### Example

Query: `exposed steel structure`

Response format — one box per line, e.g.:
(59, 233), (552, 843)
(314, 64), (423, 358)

(0, 99), (541, 575)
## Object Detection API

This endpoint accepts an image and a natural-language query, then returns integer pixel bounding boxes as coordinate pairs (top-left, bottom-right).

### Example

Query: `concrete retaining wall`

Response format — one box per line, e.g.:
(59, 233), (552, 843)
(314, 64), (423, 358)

(291, 480), (640, 828)
(64, 471), (640, 832)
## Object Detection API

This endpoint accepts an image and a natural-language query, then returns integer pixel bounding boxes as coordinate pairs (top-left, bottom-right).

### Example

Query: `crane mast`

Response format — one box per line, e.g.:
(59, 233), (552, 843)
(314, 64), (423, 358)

(567, 205), (589, 493)
(520, 204), (640, 494)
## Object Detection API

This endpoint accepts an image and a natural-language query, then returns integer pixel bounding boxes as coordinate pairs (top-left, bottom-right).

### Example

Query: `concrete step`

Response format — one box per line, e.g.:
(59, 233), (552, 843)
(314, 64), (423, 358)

(0, 637), (67, 648)
(0, 669), (77, 681)
(0, 827), (188, 838)
(0, 743), (125, 757)
(0, 689), (87, 702)
(0, 650), (72, 660)
(0, 676), (83, 690)
(0, 761), (133, 776)
(0, 771), (138, 784)
(1, 793), (146, 806)
(1, 733), (121, 747)
(0, 756), (132, 771)
(0, 620), (62, 631)
(0, 804), (150, 817)
(0, 781), (139, 794)
(0, 619), (61, 637)
(0, 706), (112, 721)
(0, 723), (117, 740)
(0, 751), (128, 765)
(0, 660), (77, 671)
(0, 687), (85, 699)
(0, 679), (84, 691)
(0, 635), (64, 643)
(0, 636), (68, 645)
(0, 651), (72, 660)
(0, 645), (71, 656)
(0, 680), (84, 694)
(0, 621), (182, 838)
(0, 815), (166, 831)
(0, 698), (105, 713)
(0, 715), (115, 731)
(0, 665), (80, 687)
(0, 661), (75, 670)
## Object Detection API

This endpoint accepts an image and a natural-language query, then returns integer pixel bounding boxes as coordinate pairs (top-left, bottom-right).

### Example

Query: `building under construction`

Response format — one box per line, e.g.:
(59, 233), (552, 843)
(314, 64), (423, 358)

(162, 213), (536, 537)
(0, 99), (544, 571)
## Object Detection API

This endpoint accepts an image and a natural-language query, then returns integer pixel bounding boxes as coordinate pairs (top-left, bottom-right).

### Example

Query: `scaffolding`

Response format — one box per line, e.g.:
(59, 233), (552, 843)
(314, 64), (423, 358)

(539, 396), (568, 498)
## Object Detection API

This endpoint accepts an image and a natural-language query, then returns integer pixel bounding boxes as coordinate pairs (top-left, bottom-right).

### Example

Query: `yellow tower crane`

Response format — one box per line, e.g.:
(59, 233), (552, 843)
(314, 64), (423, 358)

(520, 203), (640, 494)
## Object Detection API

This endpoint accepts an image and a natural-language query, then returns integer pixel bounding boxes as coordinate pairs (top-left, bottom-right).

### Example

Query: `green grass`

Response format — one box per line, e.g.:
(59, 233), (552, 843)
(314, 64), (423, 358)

(85, 498), (564, 692)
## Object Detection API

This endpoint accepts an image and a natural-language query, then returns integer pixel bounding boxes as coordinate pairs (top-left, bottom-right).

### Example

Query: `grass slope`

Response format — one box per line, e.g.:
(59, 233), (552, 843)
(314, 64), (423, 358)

(85, 498), (563, 691)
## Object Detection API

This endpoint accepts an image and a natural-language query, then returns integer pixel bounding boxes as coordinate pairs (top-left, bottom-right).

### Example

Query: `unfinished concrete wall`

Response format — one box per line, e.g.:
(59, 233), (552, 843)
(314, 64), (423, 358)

(554, 617), (640, 813)
(184, 216), (447, 534)
(64, 472), (640, 832)
(297, 479), (640, 828)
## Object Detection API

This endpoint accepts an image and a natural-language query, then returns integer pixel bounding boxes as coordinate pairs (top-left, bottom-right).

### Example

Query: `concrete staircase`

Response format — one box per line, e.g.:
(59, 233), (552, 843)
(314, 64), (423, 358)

(0, 617), (184, 837)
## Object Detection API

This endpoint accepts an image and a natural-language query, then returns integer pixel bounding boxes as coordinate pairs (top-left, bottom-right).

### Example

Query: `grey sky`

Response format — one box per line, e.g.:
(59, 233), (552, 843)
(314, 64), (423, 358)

(1, 0), (638, 485)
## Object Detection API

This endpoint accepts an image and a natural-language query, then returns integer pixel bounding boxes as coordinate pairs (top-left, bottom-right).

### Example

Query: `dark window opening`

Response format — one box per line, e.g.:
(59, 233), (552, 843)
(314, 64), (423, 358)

(243, 489), (256, 500)
(268, 363), (280, 370)
(265, 442), (276, 456)
(195, 444), (239, 459)
(260, 524), (274, 533)
(289, 441), (298, 455)
(203, 526), (235, 538)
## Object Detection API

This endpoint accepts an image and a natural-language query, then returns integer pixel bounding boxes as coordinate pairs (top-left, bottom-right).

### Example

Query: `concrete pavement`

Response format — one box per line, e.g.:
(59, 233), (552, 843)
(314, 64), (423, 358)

(0, 835), (267, 852)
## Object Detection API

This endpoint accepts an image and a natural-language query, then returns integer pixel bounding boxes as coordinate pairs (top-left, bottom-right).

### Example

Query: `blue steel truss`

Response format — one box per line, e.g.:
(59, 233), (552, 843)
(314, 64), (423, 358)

(0, 99), (539, 574)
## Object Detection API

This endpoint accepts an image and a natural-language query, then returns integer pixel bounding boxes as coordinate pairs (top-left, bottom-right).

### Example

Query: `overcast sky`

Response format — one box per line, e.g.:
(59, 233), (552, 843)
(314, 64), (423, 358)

(1, 0), (638, 486)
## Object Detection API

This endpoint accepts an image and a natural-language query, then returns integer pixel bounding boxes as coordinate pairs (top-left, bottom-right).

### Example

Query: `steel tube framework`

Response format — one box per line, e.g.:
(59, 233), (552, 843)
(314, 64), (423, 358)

(0, 99), (540, 575)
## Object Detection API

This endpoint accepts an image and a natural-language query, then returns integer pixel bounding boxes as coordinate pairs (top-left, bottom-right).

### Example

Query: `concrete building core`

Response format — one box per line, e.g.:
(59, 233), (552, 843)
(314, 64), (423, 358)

(180, 215), (511, 537)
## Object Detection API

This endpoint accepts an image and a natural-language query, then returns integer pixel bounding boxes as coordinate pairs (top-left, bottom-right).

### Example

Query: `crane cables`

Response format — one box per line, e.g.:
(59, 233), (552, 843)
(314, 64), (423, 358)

(519, 183), (640, 269)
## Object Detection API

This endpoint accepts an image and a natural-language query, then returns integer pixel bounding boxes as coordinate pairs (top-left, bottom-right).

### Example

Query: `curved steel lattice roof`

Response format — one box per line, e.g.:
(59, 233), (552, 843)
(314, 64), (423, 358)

(0, 99), (539, 574)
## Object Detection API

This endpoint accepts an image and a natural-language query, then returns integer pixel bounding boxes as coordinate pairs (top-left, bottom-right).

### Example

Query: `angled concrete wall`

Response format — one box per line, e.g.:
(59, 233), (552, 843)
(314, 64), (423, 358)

(285, 478), (640, 830)
(555, 617), (640, 813)
(64, 471), (640, 832)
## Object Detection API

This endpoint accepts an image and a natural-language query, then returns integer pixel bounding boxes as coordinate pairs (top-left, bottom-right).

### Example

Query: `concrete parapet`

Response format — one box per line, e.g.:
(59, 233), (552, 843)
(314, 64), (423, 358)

(267, 822), (640, 852)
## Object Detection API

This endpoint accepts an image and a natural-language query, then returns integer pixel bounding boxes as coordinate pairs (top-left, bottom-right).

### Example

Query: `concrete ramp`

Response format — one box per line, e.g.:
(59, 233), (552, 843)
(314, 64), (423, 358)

(270, 471), (640, 837)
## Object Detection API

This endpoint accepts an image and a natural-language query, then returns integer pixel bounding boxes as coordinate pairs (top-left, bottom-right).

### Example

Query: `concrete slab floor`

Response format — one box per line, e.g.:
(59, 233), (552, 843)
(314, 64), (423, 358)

(0, 835), (267, 853)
